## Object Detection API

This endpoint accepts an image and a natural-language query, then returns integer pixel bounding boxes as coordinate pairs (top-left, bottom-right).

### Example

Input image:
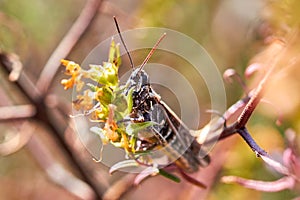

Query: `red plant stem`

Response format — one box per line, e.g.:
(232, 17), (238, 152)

(235, 40), (285, 129)
(237, 127), (267, 156)
(204, 39), (287, 159)
(235, 76), (265, 129)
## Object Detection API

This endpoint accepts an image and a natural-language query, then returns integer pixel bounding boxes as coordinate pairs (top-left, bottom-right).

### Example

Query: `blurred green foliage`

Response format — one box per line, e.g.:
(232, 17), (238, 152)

(0, 0), (83, 46)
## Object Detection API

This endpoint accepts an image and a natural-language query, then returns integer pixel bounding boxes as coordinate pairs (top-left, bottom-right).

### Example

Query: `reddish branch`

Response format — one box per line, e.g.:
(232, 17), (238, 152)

(215, 39), (286, 153)
(234, 45), (279, 130)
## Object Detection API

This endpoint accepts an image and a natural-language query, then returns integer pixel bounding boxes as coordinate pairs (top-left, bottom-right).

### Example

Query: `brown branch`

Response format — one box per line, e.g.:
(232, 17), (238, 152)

(0, 104), (36, 120)
(62, 121), (111, 196)
(27, 131), (96, 200)
(0, 51), (23, 82)
(0, 52), (41, 100)
(102, 174), (137, 200)
(36, 0), (103, 97)
(0, 1), (105, 194)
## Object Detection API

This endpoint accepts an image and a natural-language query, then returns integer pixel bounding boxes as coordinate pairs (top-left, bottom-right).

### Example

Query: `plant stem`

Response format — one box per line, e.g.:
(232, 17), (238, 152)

(237, 127), (267, 156)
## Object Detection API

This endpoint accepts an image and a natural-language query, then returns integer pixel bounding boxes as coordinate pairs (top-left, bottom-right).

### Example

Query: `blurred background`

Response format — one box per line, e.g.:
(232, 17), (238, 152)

(0, 0), (299, 199)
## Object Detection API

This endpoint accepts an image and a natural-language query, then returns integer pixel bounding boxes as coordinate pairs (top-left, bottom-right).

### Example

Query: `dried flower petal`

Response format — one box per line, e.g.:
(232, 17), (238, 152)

(221, 175), (295, 192)
(60, 59), (83, 90)
(109, 160), (139, 174)
(72, 90), (94, 111)
(245, 63), (262, 78)
(134, 166), (159, 185)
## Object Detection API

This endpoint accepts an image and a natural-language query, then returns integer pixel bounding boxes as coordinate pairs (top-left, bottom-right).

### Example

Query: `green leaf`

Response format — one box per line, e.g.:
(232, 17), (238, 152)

(96, 86), (113, 106)
(159, 169), (181, 183)
(126, 121), (155, 135)
(87, 63), (118, 87)
(115, 43), (121, 67)
(112, 111), (122, 122)
(108, 39), (116, 64)
(130, 136), (136, 152)
(112, 92), (127, 114)
(102, 62), (118, 87)
(108, 38), (121, 68)
(126, 87), (134, 114)
(86, 83), (98, 92)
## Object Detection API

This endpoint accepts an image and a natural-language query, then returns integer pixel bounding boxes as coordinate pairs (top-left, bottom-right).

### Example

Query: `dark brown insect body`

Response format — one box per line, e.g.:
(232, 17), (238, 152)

(125, 69), (210, 173)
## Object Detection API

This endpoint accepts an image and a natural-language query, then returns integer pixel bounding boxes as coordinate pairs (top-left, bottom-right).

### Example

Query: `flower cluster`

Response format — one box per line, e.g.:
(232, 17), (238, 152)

(60, 39), (152, 154)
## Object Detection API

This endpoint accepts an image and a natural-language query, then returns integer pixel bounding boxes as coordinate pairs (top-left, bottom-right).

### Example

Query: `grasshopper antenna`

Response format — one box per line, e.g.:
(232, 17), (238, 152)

(113, 16), (135, 69)
(139, 33), (166, 72)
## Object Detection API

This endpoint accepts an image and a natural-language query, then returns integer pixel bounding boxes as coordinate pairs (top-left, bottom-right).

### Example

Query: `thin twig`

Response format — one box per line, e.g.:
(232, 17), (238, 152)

(208, 39), (287, 143)
(36, 0), (103, 96)
(235, 39), (286, 129)
(221, 176), (295, 192)
(200, 96), (250, 144)
(0, 104), (36, 120)
(200, 38), (289, 164)
(223, 68), (249, 94)
(237, 127), (267, 156)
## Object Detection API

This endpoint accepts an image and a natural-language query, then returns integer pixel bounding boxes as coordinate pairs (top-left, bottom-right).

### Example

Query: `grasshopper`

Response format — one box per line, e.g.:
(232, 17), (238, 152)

(61, 17), (212, 188)
(113, 17), (211, 184)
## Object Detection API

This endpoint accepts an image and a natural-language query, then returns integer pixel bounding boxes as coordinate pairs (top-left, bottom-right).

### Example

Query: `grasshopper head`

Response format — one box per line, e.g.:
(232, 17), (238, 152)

(125, 68), (150, 92)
